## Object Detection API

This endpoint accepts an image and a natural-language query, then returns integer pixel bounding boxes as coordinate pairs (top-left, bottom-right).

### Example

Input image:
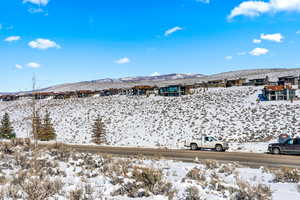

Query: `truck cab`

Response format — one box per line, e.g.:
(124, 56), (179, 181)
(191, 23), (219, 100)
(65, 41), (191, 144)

(185, 136), (229, 152)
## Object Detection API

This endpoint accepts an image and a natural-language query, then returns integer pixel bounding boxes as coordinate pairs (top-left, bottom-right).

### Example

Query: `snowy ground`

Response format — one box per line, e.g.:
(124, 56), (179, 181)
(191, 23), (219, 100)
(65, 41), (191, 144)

(1, 86), (300, 153)
(0, 144), (299, 200)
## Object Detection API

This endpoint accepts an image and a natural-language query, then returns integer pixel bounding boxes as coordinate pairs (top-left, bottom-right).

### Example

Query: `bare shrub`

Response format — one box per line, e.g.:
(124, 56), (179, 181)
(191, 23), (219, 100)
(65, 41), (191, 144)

(0, 176), (8, 185)
(186, 168), (206, 182)
(112, 166), (172, 197)
(104, 159), (131, 184)
(232, 179), (272, 200)
(0, 189), (5, 200)
(7, 184), (22, 200)
(69, 188), (83, 200)
(203, 160), (218, 169)
(167, 189), (178, 200)
(132, 166), (163, 192)
(48, 144), (73, 162)
(218, 164), (236, 175)
(272, 167), (300, 183)
(0, 143), (13, 154)
(21, 177), (63, 200)
(185, 186), (200, 200)
(84, 184), (94, 195)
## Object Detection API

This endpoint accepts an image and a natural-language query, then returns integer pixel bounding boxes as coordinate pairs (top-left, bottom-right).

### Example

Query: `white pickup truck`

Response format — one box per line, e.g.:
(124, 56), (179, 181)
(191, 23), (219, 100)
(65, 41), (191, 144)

(184, 136), (229, 152)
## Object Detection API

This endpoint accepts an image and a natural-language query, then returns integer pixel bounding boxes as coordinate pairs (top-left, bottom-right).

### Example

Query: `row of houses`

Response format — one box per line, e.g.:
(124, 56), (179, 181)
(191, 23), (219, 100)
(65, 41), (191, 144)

(0, 85), (194, 102)
(200, 75), (300, 88)
(1, 75), (299, 102)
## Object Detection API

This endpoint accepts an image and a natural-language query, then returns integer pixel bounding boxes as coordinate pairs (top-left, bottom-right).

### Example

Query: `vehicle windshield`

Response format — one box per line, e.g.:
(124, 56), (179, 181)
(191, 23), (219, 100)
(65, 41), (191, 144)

(205, 137), (217, 142)
(286, 139), (294, 145)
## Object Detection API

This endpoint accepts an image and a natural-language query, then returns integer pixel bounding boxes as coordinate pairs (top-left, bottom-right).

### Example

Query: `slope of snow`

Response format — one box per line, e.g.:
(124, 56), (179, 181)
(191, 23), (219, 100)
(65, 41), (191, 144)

(0, 86), (299, 151)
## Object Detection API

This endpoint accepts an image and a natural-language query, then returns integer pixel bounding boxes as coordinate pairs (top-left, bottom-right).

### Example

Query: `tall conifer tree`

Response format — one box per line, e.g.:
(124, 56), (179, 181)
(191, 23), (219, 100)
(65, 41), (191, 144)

(0, 113), (16, 139)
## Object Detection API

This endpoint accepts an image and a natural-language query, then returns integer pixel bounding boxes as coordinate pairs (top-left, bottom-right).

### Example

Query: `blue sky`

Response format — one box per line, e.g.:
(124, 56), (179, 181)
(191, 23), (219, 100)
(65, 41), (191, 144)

(1, 0), (300, 91)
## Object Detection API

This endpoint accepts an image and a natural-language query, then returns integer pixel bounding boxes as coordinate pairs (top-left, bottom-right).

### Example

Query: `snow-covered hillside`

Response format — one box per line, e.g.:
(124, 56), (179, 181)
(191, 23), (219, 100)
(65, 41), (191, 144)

(1, 86), (300, 149)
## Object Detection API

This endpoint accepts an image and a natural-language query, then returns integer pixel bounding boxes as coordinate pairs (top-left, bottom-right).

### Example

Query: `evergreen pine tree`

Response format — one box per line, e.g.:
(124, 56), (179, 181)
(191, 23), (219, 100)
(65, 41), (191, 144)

(33, 112), (43, 141)
(91, 116), (107, 145)
(40, 110), (56, 141)
(0, 113), (16, 139)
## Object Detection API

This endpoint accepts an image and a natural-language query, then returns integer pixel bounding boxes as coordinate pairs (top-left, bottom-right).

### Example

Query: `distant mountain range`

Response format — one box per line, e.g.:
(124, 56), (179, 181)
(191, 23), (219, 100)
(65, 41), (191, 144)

(2, 68), (300, 94)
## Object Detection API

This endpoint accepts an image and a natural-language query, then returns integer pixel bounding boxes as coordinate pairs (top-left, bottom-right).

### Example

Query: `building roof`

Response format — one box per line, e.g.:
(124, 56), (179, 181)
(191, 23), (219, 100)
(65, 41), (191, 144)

(264, 85), (294, 91)
(278, 75), (299, 79)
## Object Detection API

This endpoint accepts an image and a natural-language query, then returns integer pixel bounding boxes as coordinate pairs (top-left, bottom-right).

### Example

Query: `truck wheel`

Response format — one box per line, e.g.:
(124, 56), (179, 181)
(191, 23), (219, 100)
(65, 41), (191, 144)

(215, 145), (223, 152)
(272, 148), (281, 155)
(191, 143), (198, 151)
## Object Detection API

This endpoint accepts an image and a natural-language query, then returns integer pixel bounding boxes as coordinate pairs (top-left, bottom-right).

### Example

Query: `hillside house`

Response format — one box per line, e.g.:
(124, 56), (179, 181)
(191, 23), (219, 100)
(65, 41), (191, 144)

(159, 85), (187, 96)
(262, 85), (296, 101)
(278, 76), (300, 86)
(32, 92), (54, 100)
(53, 92), (75, 99)
(225, 78), (246, 87)
(206, 80), (226, 87)
(0, 95), (19, 102)
(247, 76), (269, 86)
(76, 90), (95, 98)
(100, 88), (121, 96)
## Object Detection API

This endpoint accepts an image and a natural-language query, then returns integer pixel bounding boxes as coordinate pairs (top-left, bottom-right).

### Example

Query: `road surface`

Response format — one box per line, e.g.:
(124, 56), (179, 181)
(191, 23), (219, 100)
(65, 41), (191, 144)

(58, 144), (300, 169)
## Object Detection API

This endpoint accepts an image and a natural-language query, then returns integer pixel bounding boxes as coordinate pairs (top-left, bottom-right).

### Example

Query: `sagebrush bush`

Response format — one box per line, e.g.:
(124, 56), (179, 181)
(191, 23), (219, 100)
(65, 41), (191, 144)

(69, 188), (83, 200)
(21, 177), (63, 200)
(132, 166), (163, 192)
(272, 167), (300, 183)
(203, 160), (218, 169)
(185, 186), (201, 200)
(232, 179), (272, 200)
(186, 168), (206, 182)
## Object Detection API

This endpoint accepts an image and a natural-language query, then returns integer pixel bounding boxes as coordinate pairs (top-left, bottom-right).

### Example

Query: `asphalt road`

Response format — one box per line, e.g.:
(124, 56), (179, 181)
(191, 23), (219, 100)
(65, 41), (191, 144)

(61, 144), (300, 169)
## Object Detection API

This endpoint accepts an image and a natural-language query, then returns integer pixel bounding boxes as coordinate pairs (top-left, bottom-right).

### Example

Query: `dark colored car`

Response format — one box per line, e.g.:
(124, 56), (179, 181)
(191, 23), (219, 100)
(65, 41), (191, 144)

(268, 138), (300, 155)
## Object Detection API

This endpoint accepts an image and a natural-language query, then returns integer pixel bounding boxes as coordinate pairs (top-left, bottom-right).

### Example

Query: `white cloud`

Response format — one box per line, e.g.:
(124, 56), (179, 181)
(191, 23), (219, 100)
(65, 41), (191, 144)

(237, 52), (247, 56)
(28, 8), (45, 14)
(253, 39), (262, 44)
(196, 0), (210, 3)
(23, 0), (49, 6)
(249, 47), (269, 56)
(27, 62), (41, 68)
(150, 72), (160, 76)
(28, 38), (60, 50)
(164, 26), (183, 36)
(15, 64), (23, 69)
(260, 33), (283, 42)
(115, 57), (130, 64)
(228, 0), (300, 20)
(225, 56), (233, 60)
(4, 36), (21, 42)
